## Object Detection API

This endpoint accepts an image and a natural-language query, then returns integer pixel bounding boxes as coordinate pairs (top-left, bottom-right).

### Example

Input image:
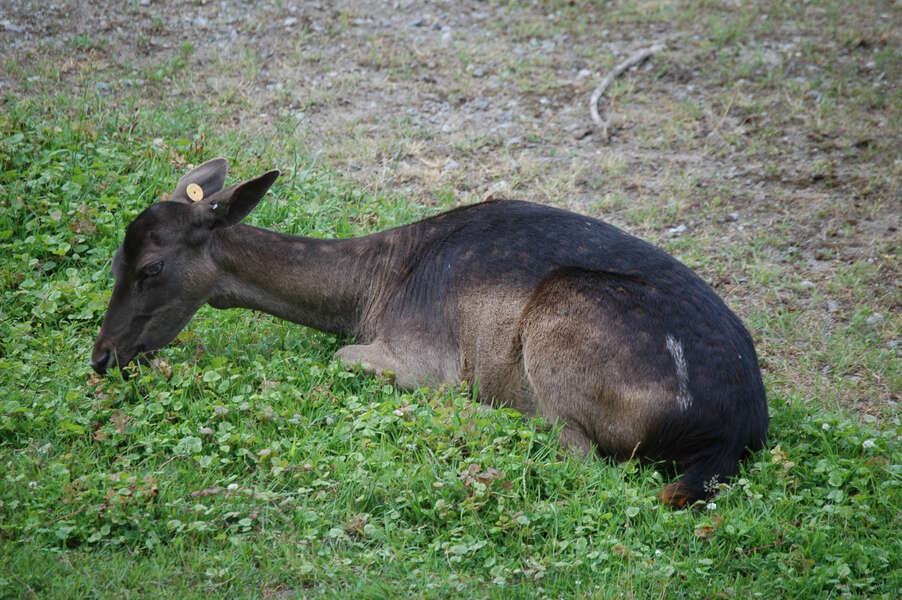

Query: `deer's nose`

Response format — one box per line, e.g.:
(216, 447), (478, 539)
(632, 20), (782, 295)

(91, 348), (112, 375)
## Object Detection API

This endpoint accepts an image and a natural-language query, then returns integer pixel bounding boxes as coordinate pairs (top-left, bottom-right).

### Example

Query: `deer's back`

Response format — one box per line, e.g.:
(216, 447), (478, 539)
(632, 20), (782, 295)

(379, 199), (715, 321)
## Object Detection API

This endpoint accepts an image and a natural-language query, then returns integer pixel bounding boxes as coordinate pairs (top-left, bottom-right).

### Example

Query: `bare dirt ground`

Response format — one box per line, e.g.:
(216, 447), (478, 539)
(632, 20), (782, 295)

(3, 0), (901, 419)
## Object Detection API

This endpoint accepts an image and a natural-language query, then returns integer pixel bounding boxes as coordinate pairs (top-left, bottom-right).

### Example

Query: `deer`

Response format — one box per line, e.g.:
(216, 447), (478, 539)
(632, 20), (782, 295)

(91, 158), (769, 507)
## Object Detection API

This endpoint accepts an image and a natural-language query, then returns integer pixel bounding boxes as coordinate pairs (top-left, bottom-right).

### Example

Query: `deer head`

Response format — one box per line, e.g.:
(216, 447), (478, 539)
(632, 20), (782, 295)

(91, 158), (279, 375)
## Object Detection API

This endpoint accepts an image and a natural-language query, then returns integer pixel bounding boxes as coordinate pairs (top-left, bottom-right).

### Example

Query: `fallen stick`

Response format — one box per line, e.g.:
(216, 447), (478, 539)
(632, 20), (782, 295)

(589, 43), (664, 140)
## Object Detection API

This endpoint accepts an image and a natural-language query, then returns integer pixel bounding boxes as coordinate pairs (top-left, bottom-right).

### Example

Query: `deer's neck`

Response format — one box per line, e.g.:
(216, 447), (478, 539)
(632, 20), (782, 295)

(207, 224), (401, 337)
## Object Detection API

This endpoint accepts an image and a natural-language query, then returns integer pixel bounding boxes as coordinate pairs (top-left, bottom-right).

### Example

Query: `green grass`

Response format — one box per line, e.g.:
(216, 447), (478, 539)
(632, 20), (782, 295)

(2, 0), (902, 592)
(1, 91), (901, 599)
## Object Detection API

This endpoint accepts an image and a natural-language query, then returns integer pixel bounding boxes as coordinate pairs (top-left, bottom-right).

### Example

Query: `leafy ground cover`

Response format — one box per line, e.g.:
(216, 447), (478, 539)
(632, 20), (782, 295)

(2, 1), (901, 598)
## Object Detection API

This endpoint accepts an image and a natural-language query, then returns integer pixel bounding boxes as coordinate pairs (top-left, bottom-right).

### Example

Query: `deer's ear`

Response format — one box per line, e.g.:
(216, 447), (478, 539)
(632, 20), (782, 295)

(200, 169), (280, 228)
(171, 157), (229, 203)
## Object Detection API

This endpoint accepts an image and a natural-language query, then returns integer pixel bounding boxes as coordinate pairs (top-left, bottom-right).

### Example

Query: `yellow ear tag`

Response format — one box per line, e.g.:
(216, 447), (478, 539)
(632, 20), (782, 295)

(186, 183), (204, 202)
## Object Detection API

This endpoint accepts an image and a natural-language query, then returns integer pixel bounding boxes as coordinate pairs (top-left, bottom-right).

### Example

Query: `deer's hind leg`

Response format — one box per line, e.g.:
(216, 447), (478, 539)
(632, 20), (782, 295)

(517, 270), (666, 462)
(519, 267), (764, 508)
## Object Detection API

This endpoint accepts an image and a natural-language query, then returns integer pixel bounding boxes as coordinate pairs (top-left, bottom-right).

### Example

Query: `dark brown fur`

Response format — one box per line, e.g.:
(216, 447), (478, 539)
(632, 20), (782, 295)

(92, 158), (769, 507)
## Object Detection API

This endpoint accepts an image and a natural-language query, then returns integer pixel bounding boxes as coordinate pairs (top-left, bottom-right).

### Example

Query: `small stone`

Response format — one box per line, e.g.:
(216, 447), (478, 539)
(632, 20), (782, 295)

(1, 20), (25, 33)
(827, 300), (839, 312)
(668, 224), (687, 235)
(865, 313), (885, 326)
(443, 158), (460, 172)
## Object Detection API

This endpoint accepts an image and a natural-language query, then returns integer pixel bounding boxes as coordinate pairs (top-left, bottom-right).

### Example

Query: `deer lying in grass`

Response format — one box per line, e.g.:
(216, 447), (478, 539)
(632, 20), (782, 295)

(92, 158), (768, 507)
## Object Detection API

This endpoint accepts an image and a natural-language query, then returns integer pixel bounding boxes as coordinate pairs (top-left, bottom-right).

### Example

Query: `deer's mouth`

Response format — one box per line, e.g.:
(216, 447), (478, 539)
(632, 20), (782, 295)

(90, 344), (156, 379)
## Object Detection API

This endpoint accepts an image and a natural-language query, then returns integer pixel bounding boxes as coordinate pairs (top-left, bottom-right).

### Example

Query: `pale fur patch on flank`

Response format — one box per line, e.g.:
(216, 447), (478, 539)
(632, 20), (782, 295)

(665, 334), (692, 411)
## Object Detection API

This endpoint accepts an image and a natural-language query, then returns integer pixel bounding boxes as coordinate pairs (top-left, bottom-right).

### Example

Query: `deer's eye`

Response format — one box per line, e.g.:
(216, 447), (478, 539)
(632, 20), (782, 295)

(140, 261), (164, 279)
